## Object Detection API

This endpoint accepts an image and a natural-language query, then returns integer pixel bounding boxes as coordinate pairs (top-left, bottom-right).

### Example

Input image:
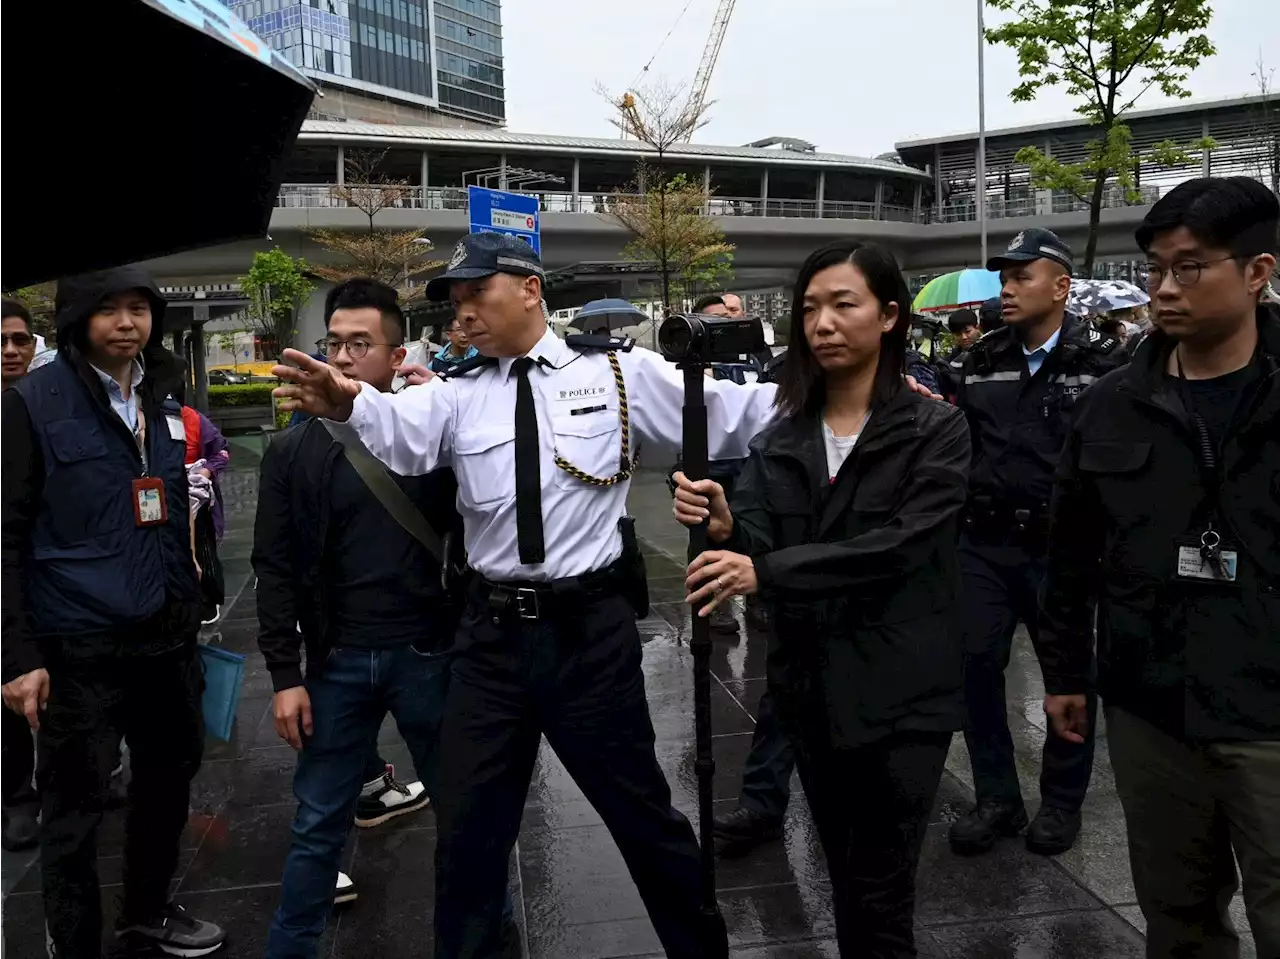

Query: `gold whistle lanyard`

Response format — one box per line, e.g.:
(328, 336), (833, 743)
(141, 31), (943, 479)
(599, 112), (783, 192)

(552, 351), (637, 488)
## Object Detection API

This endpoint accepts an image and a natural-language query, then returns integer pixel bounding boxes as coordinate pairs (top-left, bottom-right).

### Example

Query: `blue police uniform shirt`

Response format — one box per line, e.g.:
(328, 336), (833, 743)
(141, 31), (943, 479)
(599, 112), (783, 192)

(1023, 326), (1061, 377)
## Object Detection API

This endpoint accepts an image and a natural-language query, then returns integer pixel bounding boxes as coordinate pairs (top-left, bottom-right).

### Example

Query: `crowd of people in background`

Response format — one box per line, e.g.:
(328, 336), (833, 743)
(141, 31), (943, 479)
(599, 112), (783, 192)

(1, 175), (1276, 959)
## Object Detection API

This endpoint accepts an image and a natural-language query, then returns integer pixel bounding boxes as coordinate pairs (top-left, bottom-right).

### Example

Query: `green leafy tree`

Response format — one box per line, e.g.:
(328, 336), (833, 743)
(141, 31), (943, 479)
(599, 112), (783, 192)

(4, 282), (57, 338)
(986, 0), (1216, 273)
(310, 148), (444, 303)
(239, 248), (314, 357)
(609, 168), (735, 318)
(600, 79), (718, 311)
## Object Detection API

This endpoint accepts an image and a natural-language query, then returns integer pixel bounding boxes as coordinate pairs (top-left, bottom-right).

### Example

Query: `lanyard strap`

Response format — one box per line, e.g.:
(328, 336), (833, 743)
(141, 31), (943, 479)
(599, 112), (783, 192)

(1175, 348), (1221, 530)
(134, 408), (149, 476)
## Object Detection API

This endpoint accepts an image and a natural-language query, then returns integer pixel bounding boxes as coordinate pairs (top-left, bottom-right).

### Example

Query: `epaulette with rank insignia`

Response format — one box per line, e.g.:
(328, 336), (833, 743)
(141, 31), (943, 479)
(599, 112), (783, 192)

(1082, 326), (1119, 353)
(564, 333), (635, 353)
(438, 354), (498, 379)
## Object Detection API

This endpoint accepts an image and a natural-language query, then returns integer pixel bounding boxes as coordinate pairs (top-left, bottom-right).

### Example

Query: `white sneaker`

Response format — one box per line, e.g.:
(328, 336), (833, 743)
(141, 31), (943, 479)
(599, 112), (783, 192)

(334, 871), (358, 905)
(353, 764), (429, 827)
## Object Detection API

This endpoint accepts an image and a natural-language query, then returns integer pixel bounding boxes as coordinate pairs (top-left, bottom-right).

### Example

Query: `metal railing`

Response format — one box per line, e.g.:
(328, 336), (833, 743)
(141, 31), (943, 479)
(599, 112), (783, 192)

(275, 183), (1163, 225)
(932, 187), (1162, 224)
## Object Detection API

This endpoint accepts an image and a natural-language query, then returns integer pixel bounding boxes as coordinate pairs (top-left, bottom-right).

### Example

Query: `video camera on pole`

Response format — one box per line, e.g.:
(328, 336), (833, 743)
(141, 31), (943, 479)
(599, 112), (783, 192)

(656, 311), (740, 956)
(658, 312), (766, 365)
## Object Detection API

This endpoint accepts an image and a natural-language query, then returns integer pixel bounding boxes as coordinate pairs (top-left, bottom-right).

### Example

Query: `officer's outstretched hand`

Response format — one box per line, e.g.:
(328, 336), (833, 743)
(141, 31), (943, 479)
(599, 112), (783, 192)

(399, 362), (435, 387)
(2, 668), (50, 730)
(671, 471), (733, 543)
(1044, 693), (1089, 744)
(905, 374), (944, 402)
(273, 349), (361, 421)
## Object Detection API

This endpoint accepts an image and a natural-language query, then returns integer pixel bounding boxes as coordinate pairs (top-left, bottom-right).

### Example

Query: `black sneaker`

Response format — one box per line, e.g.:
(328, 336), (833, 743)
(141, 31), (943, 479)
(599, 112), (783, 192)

(334, 871), (358, 905)
(712, 806), (783, 856)
(1025, 805), (1082, 856)
(948, 800), (1028, 856)
(115, 902), (226, 957)
(2, 804), (39, 852)
(354, 765), (430, 828)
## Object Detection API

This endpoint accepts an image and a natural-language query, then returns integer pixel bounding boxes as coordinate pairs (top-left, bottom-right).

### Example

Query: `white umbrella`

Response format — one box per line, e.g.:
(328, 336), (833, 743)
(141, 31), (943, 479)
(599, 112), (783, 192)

(1068, 279), (1150, 317)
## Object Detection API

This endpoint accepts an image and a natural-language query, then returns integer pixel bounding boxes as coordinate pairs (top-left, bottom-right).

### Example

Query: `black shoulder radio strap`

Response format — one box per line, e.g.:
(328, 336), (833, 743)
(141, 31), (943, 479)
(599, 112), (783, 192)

(321, 419), (445, 565)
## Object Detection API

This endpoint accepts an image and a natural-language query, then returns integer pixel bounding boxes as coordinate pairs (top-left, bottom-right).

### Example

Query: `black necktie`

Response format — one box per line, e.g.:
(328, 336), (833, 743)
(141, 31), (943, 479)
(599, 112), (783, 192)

(512, 357), (545, 565)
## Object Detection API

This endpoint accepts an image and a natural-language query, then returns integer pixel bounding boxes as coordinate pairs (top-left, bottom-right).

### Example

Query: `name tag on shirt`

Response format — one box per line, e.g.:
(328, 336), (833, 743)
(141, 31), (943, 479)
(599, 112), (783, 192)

(166, 415), (185, 441)
(555, 385), (611, 403)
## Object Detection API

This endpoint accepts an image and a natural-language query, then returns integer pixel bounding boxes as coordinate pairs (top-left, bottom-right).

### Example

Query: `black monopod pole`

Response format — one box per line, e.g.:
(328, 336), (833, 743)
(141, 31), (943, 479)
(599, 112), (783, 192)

(679, 362), (728, 954)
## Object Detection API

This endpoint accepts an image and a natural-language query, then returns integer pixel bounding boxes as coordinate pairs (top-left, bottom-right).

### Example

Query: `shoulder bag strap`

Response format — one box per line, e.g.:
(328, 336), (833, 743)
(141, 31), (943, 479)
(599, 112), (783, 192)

(320, 419), (445, 564)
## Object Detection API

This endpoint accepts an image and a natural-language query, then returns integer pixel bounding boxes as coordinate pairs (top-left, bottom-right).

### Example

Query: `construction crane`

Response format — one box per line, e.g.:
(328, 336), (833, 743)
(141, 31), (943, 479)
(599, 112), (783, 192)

(613, 0), (738, 142)
(682, 0), (736, 140)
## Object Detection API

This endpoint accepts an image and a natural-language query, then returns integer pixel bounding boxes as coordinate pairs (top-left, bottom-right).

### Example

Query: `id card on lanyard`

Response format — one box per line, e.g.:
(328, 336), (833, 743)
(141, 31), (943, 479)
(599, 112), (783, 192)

(130, 412), (168, 528)
(1173, 350), (1238, 584)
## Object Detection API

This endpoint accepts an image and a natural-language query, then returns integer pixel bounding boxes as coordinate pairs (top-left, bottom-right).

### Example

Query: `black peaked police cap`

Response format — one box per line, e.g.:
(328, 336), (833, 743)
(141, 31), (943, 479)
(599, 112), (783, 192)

(985, 228), (1074, 273)
(426, 232), (545, 302)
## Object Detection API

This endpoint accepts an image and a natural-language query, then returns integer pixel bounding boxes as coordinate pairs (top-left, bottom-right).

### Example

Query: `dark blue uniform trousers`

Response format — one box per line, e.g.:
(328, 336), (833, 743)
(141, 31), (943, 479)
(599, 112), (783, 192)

(434, 586), (725, 959)
(958, 531), (1097, 810)
(738, 689), (795, 821)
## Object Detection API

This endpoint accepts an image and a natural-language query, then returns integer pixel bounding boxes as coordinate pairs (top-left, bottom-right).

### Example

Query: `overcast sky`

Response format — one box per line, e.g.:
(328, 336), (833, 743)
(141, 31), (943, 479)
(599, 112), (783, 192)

(502, 0), (1271, 157)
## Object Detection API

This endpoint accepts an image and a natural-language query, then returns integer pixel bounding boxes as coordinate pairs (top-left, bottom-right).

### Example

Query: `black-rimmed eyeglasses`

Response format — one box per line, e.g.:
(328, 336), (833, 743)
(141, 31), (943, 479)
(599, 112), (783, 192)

(1143, 256), (1239, 289)
(315, 337), (397, 359)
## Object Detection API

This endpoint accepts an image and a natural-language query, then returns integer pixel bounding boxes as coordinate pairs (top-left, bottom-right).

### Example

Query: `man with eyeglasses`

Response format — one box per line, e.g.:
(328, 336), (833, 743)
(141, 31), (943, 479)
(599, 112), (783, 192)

(1, 299), (38, 391)
(253, 278), (517, 958)
(1037, 177), (1280, 958)
(429, 317), (479, 374)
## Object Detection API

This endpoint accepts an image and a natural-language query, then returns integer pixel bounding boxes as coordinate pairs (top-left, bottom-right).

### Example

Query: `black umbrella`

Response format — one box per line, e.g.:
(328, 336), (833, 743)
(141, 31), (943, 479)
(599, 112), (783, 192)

(2, 0), (316, 289)
(568, 298), (649, 334)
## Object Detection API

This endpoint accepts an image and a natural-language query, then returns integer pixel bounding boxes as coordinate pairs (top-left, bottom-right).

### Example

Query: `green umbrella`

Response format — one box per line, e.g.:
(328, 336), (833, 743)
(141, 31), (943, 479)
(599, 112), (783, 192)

(913, 269), (1003, 313)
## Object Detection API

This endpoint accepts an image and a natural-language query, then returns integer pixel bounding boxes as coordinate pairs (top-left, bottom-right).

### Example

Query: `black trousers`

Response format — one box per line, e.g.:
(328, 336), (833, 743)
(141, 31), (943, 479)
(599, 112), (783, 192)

(958, 532), (1097, 809)
(38, 639), (204, 959)
(2, 704), (38, 811)
(434, 587), (726, 959)
(795, 730), (951, 959)
(738, 689), (795, 821)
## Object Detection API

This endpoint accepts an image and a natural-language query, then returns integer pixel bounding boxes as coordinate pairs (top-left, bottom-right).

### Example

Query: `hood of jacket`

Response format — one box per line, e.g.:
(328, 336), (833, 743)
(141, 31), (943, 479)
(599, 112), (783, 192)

(55, 265), (167, 347)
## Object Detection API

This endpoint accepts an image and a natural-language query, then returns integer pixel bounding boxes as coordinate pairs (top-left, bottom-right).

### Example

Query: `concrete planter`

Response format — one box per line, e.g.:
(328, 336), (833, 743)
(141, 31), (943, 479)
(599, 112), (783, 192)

(207, 405), (275, 435)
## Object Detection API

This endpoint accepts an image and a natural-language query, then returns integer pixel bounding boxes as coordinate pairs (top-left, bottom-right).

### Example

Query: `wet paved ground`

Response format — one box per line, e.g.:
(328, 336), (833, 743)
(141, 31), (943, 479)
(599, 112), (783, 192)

(2, 447), (1257, 958)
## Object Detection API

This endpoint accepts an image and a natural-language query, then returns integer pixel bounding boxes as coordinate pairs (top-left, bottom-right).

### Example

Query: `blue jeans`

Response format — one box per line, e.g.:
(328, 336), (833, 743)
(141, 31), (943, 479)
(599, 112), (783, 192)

(266, 644), (512, 959)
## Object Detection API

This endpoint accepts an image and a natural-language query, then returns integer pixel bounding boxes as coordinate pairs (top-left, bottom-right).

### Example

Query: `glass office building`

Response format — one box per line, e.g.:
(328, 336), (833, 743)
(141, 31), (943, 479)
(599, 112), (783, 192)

(224, 0), (504, 126)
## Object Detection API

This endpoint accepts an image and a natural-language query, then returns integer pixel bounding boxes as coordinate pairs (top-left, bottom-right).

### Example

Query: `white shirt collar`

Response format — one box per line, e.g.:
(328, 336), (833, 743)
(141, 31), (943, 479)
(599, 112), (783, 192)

(498, 324), (572, 379)
(1023, 325), (1062, 357)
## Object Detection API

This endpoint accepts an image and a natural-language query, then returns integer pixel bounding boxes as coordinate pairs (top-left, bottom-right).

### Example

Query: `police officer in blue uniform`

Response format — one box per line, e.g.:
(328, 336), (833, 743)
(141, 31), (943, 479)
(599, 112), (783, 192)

(947, 229), (1126, 858)
(1, 267), (226, 958)
(273, 233), (782, 959)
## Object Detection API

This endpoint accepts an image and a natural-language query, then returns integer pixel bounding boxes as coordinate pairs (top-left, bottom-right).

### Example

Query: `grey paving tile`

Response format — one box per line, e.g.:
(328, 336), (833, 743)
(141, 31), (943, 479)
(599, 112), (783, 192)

(914, 825), (1101, 925)
(928, 908), (1146, 958)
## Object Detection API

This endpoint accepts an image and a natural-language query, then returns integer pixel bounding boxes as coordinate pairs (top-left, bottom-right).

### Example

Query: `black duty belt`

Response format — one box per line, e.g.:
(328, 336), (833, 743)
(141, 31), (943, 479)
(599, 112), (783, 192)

(476, 558), (626, 622)
(965, 498), (1052, 537)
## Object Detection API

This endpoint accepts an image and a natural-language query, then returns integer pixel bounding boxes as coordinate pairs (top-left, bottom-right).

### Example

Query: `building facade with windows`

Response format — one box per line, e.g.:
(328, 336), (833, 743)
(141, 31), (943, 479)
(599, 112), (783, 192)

(221, 0), (504, 128)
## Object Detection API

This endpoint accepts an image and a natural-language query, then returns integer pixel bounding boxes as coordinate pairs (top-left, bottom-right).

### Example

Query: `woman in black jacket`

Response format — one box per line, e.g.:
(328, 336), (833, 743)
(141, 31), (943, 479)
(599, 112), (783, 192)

(674, 240), (971, 958)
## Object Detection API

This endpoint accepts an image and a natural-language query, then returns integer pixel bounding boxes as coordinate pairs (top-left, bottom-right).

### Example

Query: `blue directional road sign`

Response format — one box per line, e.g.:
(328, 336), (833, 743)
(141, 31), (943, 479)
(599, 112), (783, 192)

(467, 186), (541, 257)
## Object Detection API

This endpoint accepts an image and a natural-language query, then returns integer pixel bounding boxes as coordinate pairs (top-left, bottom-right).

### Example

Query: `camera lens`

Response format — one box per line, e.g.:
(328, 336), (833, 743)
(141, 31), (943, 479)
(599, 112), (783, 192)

(658, 315), (699, 360)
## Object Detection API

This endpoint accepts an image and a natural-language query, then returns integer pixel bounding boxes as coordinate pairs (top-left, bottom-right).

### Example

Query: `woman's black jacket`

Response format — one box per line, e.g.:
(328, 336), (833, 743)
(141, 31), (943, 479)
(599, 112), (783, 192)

(723, 389), (972, 749)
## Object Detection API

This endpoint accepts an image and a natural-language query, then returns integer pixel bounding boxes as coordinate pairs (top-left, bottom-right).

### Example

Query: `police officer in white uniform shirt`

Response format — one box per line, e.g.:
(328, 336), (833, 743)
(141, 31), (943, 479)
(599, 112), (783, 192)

(273, 233), (778, 959)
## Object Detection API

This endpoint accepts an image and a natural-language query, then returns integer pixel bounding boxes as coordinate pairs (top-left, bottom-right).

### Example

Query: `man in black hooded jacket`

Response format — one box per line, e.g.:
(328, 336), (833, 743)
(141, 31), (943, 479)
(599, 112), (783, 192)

(0, 267), (226, 959)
